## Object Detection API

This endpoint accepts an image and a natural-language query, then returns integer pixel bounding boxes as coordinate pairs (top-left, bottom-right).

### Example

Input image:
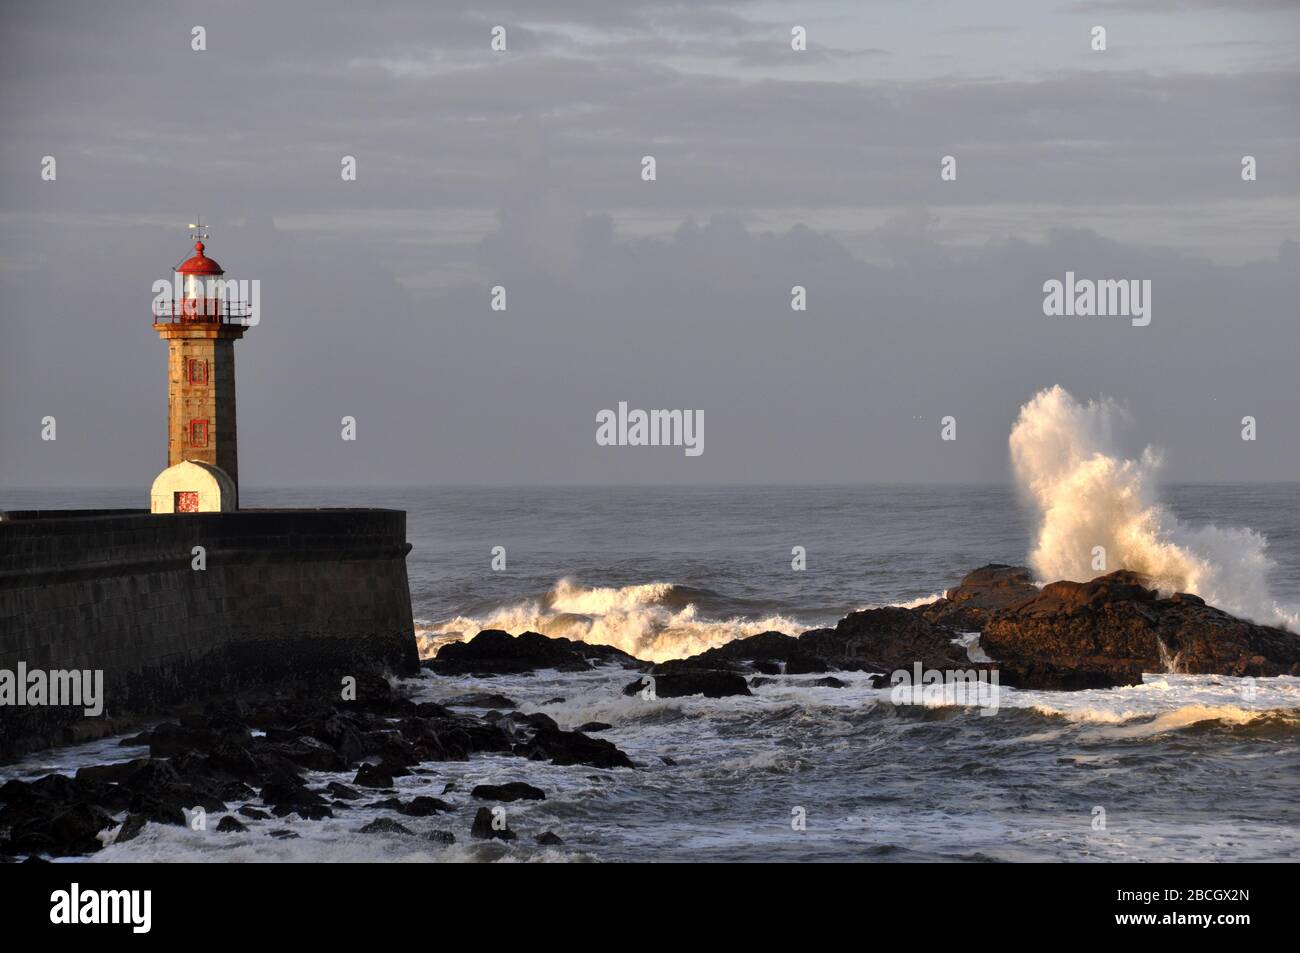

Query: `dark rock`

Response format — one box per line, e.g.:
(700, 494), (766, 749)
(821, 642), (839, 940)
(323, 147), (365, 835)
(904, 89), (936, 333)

(513, 728), (635, 769)
(672, 630), (830, 675)
(216, 815), (248, 833)
(354, 733), (417, 772)
(429, 630), (594, 675)
(535, 831), (564, 846)
(917, 564), (1039, 631)
(359, 817), (414, 835)
(517, 711), (560, 732)
(442, 692), (519, 709)
(238, 806), (271, 820)
(800, 607), (974, 674)
(143, 722), (224, 758)
(812, 676), (848, 688)
(75, 759), (150, 785)
(470, 806), (516, 841)
(275, 736), (347, 772)
(338, 672), (394, 709)
(399, 796), (454, 816)
(471, 782), (545, 802)
(981, 570), (1300, 688)
(660, 756), (678, 766)
(353, 763), (395, 789)
(567, 641), (649, 669)
(785, 654), (832, 675)
(428, 830), (456, 845)
(397, 714), (512, 762)
(441, 782), (456, 794)
(260, 780), (325, 810)
(126, 794), (190, 827)
(208, 742), (261, 781)
(272, 802), (332, 820)
(748, 677), (776, 688)
(623, 671), (751, 699)
(576, 721), (613, 733)
(115, 813), (148, 844)
(7, 802), (116, 856)
(268, 829), (299, 839)
(326, 782), (361, 801)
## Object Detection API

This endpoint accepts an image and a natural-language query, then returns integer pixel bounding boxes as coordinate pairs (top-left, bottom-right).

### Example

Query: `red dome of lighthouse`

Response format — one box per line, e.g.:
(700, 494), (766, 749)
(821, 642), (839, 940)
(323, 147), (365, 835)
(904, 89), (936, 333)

(176, 241), (224, 275)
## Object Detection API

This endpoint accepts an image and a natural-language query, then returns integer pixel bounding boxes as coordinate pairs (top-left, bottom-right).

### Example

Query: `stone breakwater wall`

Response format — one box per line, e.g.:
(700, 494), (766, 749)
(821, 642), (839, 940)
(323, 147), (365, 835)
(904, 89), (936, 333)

(0, 508), (418, 759)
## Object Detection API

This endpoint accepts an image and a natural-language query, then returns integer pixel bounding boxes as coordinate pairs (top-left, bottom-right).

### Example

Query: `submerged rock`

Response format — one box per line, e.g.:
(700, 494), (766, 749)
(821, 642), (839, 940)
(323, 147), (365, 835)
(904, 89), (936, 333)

(471, 782), (545, 802)
(115, 813), (149, 844)
(470, 806), (517, 841)
(442, 692), (518, 709)
(399, 796), (455, 816)
(513, 728), (635, 769)
(359, 817), (414, 835)
(352, 764), (394, 789)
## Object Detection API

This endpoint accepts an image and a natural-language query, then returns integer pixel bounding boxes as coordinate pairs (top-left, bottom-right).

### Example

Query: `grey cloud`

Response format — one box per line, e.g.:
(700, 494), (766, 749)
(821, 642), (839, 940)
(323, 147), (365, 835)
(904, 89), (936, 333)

(1, 0), (1296, 490)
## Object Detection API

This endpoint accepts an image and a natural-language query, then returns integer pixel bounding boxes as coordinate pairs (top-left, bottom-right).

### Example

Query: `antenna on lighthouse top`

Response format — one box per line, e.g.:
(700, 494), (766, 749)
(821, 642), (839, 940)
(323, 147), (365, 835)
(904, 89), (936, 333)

(188, 217), (209, 241)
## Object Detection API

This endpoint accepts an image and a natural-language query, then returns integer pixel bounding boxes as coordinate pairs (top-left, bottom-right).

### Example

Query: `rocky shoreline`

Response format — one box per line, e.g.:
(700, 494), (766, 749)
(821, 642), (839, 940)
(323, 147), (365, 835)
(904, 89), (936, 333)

(4, 564), (1298, 860)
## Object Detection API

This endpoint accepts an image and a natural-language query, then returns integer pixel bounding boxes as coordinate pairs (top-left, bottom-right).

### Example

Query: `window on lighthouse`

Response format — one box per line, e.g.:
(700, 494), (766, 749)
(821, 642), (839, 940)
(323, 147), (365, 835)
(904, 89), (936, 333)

(182, 274), (224, 318)
(190, 420), (209, 448)
(188, 359), (207, 384)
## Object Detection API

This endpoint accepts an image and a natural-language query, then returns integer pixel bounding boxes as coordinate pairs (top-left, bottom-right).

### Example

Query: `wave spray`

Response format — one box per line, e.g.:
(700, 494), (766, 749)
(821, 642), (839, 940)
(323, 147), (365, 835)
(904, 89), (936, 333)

(1010, 385), (1295, 629)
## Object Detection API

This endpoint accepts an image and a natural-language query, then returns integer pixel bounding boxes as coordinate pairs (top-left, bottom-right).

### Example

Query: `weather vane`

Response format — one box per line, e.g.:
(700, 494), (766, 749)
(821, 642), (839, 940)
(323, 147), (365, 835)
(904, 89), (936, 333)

(188, 216), (209, 241)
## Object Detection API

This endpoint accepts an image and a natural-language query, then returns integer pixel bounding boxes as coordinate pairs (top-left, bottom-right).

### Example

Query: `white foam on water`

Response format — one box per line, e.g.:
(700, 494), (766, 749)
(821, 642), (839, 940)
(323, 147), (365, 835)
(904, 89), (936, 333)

(420, 577), (809, 662)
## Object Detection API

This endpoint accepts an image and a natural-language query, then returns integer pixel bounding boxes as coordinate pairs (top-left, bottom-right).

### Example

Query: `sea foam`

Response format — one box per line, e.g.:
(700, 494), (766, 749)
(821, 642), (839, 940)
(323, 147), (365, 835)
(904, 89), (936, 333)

(420, 578), (809, 662)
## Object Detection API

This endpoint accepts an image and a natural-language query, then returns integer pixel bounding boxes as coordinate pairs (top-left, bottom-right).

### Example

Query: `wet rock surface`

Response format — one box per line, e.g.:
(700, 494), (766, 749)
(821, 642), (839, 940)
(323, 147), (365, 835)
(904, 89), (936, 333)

(426, 629), (645, 676)
(623, 670), (752, 699)
(982, 570), (1300, 687)
(0, 672), (630, 859)
(916, 564), (1039, 631)
(798, 607), (975, 675)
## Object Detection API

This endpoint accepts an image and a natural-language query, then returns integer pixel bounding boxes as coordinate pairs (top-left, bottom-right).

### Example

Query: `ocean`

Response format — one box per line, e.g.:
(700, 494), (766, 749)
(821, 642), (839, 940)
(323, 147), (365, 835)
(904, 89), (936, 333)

(3, 483), (1299, 862)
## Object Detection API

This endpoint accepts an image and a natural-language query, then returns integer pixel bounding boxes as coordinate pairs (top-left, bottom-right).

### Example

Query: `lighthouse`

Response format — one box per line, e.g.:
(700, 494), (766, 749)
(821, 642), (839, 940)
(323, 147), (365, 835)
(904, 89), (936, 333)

(149, 223), (252, 513)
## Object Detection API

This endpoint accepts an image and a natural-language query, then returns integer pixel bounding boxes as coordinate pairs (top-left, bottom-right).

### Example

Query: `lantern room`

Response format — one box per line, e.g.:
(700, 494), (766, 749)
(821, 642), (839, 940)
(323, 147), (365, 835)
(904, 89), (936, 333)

(175, 240), (226, 320)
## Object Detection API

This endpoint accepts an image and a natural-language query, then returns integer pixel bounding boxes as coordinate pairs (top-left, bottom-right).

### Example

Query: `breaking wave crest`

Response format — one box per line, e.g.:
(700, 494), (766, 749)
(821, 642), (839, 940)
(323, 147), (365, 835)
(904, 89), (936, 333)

(419, 578), (810, 663)
(1032, 703), (1300, 740)
(1010, 386), (1297, 629)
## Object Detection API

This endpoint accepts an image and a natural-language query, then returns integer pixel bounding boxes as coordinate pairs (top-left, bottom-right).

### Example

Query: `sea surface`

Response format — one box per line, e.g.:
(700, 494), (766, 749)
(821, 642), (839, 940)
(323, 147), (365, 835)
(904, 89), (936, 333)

(4, 483), (1299, 862)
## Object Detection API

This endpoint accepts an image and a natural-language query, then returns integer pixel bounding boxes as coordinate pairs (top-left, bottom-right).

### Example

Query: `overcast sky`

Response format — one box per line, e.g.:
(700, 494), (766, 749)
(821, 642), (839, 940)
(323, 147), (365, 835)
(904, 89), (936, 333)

(1, 0), (1297, 489)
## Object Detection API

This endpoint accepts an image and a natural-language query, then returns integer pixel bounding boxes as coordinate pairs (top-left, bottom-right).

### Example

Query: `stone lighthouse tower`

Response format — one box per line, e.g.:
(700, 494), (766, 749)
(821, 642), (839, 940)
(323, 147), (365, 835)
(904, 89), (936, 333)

(149, 224), (251, 513)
